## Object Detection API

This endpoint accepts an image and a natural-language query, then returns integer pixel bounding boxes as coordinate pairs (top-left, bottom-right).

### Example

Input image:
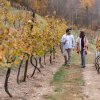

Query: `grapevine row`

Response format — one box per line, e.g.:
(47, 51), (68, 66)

(0, 0), (67, 97)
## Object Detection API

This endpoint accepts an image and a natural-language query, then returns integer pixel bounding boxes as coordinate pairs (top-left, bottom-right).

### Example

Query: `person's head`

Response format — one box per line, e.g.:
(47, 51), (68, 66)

(66, 28), (72, 35)
(79, 31), (85, 38)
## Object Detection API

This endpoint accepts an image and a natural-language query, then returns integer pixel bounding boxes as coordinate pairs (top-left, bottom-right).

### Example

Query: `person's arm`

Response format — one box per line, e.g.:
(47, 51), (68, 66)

(60, 42), (63, 53)
(76, 37), (80, 53)
(61, 36), (66, 45)
(60, 35), (65, 53)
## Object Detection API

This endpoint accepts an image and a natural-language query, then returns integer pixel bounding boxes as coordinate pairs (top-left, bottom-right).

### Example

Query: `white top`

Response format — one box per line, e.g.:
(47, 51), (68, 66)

(61, 34), (75, 49)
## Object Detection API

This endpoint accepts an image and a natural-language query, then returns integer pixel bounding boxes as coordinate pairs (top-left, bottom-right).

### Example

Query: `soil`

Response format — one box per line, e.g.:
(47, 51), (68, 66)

(0, 48), (100, 100)
(0, 49), (64, 100)
(82, 51), (100, 100)
(83, 63), (100, 100)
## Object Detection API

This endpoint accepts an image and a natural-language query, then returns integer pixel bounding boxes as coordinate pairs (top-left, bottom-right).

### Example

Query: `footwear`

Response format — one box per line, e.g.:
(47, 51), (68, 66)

(81, 65), (86, 68)
(81, 67), (84, 68)
(62, 63), (67, 66)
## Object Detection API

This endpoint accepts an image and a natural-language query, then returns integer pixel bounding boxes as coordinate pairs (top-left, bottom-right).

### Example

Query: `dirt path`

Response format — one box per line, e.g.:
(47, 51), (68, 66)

(83, 52), (100, 100)
(1, 48), (100, 100)
(0, 49), (64, 100)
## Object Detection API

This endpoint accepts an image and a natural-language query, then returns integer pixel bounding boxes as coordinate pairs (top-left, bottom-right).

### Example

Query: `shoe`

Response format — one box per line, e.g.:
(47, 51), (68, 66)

(81, 65), (86, 68)
(83, 66), (86, 68)
(62, 63), (67, 66)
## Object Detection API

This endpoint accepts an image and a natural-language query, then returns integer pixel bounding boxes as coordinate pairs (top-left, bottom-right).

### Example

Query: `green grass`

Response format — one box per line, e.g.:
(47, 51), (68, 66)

(46, 65), (84, 100)
(47, 48), (85, 100)
(64, 77), (84, 85)
(52, 67), (69, 83)
(73, 77), (85, 86)
(43, 42), (94, 99)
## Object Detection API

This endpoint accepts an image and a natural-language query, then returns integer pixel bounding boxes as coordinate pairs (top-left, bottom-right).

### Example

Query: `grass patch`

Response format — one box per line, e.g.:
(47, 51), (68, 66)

(48, 65), (84, 100)
(73, 77), (85, 86)
(52, 67), (68, 83)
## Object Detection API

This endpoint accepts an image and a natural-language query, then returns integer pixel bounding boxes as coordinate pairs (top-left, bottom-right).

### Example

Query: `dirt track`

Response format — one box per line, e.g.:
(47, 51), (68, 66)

(83, 64), (100, 100)
(0, 49), (100, 100)
(0, 49), (64, 100)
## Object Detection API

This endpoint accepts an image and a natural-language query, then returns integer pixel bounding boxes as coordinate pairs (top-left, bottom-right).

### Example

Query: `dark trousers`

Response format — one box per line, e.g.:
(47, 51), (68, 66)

(80, 49), (86, 67)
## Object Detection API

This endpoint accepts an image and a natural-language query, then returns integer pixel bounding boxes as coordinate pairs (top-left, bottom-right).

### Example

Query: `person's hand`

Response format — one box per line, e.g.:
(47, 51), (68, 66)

(77, 51), (79, 54)
(85, 51), (87, 55)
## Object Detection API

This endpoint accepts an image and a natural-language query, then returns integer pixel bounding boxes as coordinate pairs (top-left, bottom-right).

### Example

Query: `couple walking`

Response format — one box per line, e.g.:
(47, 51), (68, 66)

(61, 28), (88, 68)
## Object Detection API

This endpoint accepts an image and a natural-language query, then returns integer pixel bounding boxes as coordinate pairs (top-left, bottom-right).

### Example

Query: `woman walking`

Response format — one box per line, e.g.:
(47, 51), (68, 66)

(76, 31), (88, 68)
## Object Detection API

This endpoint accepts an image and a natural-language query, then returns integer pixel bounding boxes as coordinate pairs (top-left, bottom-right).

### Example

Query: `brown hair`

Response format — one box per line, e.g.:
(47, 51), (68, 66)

(79, 31), (85, 38)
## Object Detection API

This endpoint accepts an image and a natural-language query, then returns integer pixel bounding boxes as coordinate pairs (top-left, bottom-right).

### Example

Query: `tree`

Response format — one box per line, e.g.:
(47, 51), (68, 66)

(80, 0), (95, 27)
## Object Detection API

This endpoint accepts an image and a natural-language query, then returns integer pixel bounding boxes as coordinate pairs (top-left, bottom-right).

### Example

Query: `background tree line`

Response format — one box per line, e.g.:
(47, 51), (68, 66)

(8, 0), (100, 29)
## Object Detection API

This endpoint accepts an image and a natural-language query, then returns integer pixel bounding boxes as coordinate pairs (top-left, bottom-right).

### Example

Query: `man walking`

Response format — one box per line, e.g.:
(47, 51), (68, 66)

(61, 28), (75, 67)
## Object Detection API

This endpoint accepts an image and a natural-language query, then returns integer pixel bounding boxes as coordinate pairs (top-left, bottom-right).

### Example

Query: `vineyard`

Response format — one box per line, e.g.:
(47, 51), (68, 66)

(0, 0), (68, 97)
(1, 0), (100, 100)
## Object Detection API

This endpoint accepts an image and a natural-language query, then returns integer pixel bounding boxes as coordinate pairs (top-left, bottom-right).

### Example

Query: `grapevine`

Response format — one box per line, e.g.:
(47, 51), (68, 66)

(0, 0), (67, 97)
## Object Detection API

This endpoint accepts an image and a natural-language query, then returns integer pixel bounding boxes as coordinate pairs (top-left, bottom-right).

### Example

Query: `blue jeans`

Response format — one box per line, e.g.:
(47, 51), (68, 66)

(80, 49), (86, 67)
